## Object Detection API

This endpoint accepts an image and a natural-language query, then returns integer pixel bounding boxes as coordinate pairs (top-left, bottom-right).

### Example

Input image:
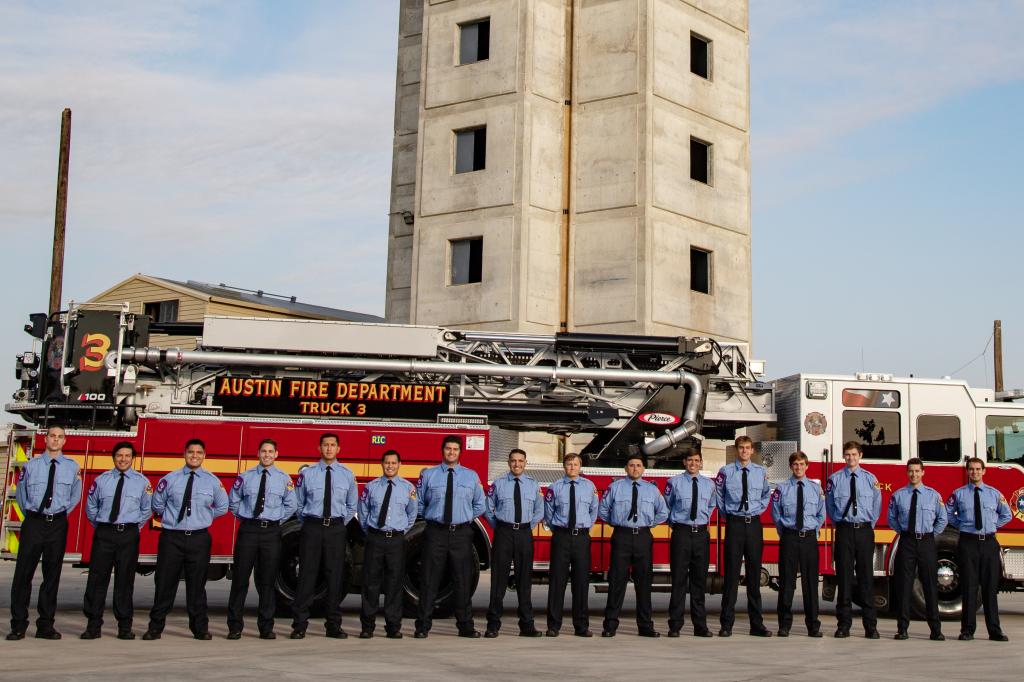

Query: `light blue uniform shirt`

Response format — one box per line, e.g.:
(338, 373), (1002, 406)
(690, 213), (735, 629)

(229, 465), (298, 521)
(664, 472), (716, 526)
(16, 453), (82, 514)
(771, 476), (826, 532)
(152, 466), (229, 531)
(417, 463), (486, 525)
(543, 476), (599, 530)
(716, 461), (771, 516)
(86, 468), (152, 528)
(887, 484), (947, 534)
(359, 476), (418, 533)
(825, 466), (882, 526)
(485, 472), (544, 528)
(295, 460), (358, 522)
(599, 477), (669, 528)
(945, 483), (1013, 535)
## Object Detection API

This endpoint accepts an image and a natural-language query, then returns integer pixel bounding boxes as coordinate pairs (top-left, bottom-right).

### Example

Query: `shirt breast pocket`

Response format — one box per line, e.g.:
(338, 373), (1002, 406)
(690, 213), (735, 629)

(193, 489), (214, 508)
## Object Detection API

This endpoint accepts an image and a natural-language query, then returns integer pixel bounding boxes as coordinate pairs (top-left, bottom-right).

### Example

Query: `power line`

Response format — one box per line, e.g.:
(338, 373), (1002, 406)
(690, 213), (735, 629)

(949, 332), (994, 378)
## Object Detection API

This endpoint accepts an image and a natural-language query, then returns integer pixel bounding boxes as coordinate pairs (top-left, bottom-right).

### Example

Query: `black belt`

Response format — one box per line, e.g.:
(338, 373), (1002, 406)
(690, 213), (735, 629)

(612, 525), (652, 535)
(305, 516), (345, 527)
(26, 510), (67, 521)
(781, 527), (817, 538)
(240, 518), (283, 529)
(672, 523), (708, 533)
(552, 526), (589, 536)
(368, 527), (405, 538)
(97, 522), (137, 532)
(162, 528), (209, 536)
(496, 521), (532, 531)
(960, 532), (993, 541)
(726, 514), (760, 524)
(427, 521), (472, 531)
(835, 521), (870, 529)
(900, 531), (934, 541)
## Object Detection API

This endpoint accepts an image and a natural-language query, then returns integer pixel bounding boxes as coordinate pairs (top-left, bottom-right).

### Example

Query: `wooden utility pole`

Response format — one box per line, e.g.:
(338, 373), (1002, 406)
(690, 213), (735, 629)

(994, 319), (1003, 393)
(49, 108), (72, 316)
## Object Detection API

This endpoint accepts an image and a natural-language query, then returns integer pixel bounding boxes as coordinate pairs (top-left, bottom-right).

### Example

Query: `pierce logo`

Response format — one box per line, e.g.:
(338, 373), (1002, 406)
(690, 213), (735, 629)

(638, 412), (680, 426)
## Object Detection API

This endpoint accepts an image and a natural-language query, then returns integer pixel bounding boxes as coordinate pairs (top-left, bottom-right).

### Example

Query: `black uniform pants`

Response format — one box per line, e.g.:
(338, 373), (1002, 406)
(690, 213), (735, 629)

(720, 515), (765, 630)
(777, 529), (820, 633)
(894, 533), (940, 633)
(958, 535), (1003, 637)
(227, 522), (282, 635)
(486, 523), (535, 632)
(292, 520), (347, 631)
(416, 523), (475, 633)
(668, 524), (709, 632)
(9, 514), (68, 634)
(148, 529), (212, 635)
(360, 530), (406, 634)
(547, 528), (591, 633)
(603, 527), (654, 633)
(834, 523), (877, 630)
(83, 524), (140, 632)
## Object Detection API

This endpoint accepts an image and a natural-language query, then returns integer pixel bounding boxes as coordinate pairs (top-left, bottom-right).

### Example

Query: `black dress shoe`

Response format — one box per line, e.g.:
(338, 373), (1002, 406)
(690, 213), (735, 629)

(118, 631), (136, 641)
(194, 631), (212, 640)
(777, 629), (790, 638)
(142, 630), (161, 641)
(574, 629), (593, 638)
(80, 630), (101, 640)
(990, 633), (1009, 642)
(808, 629), (822, 638)
(386, 631), (403, 639)
(667, 629), (680, 638)
(458, 630), (481, 639)
(484, 629), (499, 638)
(894, 631), (908, 640)
(6, 631), (25, 641)
(834, 628), (850, 638)
(413, 630), (428, 639)
(638, 629), (660, 638)
(957, 632), (973, 641)
(545, 629), (559, 637)
(359, 630), (373, 639)
(601, 630), (615, 638)
(750, 628), (772, 638)
(718, 628), (732, 637)
(865, 629), (880, 639)
(226, 631), (242, 640)
(35, 630), (61, 640)
(694, 628), (714, 638)
(289, 629), (306, 640)
(259, 631), (276, 640)
(519, 629), (543, 638)
(930, 632), (945, 641)
(325, 628), (348, 639)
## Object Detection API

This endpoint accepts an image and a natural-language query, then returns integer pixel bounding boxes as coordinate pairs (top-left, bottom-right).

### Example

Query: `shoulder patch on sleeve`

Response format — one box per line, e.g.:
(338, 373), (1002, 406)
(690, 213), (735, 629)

(88, 481), (97, 494)
(76, 469), (83, 480)
(232, 477), (243, 490)
(360, 487), (369, 501)
(486, 483), (495, 497)
(545, 488), (554, 501)
(296, 473), (303, 488)
(771, 487), (781, 501)
(825, 479), (834, 494)
(145, 483), (153, 494)
(156, 479), (167, 493)
(664, 482), (672, 496)
(286, 481), (294, 491)
(715, 471), (725, 485)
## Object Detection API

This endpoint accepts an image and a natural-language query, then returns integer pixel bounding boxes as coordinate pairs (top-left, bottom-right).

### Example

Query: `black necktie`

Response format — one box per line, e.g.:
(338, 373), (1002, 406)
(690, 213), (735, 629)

(323, 466), (333, 519)
(908, 488), (918, 533)
(514, 477), (522, 524)
(629, 481), (639, 522)
(378, 479), (393, 528)
(443, 468), (454, 524)
(796, 481), (804, 531)
(689, 477), (698, 521)
(850, 473), (858, 516)
(254, 469), (268, 518)
(974, 487), (983, 531)
(42, 459), (57, 510)
(568, 481), (577, 529)
(108, 472), (125, 523)
(177, 471), (195, 522)
(740, 468), (749, 512)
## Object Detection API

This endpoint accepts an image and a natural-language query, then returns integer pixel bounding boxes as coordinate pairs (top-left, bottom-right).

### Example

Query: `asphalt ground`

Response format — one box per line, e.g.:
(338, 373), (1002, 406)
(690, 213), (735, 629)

(0, 562), (1021, 681)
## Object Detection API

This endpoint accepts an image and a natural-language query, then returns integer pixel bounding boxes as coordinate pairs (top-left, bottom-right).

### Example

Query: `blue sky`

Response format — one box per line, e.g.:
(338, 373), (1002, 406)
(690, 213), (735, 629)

(1, 1), (1022, 418)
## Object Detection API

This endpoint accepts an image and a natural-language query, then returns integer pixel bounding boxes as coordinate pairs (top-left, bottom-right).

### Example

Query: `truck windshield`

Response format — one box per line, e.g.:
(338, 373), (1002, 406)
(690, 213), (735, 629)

(986, 415), (1024, 466)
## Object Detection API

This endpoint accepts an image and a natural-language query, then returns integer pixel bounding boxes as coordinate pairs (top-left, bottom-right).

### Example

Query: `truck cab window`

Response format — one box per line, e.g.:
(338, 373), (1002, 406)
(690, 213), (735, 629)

(842, 410), (901, 460)
(917, 414), (960, 463)
(986, 415), (1024, 465)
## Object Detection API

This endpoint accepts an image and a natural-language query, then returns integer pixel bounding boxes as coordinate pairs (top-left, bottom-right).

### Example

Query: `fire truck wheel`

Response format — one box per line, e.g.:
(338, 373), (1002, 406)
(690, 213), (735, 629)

(402, 522), (481, 618)
(910, 531), (973, 621)
(273, 520), (354, 615)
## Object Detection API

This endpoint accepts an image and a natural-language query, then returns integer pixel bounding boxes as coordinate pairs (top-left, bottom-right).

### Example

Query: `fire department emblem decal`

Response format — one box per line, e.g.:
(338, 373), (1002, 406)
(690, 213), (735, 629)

(1010, 487), (1024, 522)
(804, 412), (827, 437)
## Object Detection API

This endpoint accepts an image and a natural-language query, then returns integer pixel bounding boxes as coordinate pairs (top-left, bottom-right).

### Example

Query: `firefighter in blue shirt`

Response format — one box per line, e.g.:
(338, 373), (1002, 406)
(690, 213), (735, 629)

(8, 424), (82, 641)
(81, 441), (152, 640)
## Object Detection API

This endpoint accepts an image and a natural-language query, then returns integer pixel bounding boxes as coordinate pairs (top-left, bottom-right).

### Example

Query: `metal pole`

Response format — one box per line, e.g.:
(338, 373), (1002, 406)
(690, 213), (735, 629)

(994, 319), (1003, 393)
(49, 108), (72, 316)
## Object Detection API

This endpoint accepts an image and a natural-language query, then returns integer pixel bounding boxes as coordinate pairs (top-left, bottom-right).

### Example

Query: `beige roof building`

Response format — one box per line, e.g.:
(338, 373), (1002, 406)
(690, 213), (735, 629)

(88, 274), (383, 350)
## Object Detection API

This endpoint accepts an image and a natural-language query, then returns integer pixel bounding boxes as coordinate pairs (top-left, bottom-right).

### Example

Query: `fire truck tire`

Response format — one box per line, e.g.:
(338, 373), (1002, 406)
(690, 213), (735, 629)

(273, 520), (354, 615)
(402, 522), (481, 618)
(909, 530), (972, 621)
